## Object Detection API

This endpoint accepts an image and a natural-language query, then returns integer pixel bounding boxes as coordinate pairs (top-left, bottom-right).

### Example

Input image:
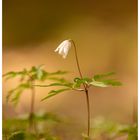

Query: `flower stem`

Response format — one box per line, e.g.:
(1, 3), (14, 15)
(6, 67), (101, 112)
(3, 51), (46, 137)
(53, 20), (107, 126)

(133, 92), (137, 124)
(71, 40), (84, 80)
(29, 85), (35, 129)
(29, 81), (40, 138)
(71, 40), (90, 137)
(85, 89), (90, 136)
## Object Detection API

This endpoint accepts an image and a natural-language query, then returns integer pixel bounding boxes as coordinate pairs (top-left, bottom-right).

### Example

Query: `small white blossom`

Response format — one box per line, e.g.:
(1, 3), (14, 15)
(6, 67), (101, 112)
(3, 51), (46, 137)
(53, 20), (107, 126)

(54, 40), (72, 58)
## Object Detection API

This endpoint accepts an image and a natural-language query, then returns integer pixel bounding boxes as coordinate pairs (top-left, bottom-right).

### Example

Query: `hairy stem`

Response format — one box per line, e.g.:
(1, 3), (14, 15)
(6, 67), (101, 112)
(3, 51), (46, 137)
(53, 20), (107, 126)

(71, 40), (90, 137)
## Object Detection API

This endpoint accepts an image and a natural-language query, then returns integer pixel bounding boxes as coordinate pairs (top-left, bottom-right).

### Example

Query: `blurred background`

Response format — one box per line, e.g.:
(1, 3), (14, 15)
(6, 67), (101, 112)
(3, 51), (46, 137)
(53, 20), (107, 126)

(3, 0), (137, 138)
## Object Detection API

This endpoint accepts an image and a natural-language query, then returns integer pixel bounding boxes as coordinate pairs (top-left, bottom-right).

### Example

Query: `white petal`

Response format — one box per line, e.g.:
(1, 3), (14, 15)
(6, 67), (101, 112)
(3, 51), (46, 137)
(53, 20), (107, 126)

(54, 47), (59, 52)
(58, 45), (65, 55)
(54, 40), (72, 58)
(63, 46), (69, 57)
(54, 41), (65, 52)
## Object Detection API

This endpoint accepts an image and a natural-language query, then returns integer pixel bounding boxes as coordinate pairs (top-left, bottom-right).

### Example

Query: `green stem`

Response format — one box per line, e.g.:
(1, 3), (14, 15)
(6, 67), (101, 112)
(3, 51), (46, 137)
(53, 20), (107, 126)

(133, 92), (137, 124)
(71, 40), (90, 137)
(29, 82), (35, 130)
(29, 81), (39, 138)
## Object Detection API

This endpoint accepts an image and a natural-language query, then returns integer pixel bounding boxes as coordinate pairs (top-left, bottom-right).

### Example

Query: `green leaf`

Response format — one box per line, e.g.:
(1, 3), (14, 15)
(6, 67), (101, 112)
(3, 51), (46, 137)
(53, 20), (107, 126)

(73, 77), (91, 88)
(37, 69), (43, 80)
(8, 131), (25, 140)
(3, 66), (69, 106)
(6, 83), (31, 105)
(103, 79), (122, 86)
(94, 72), (115, 81)
(31, 65), (46, 80)
(41, 88), (70, 101)
(90, 80), (108, 87)
(50, 70), (68, 75)
(34, 82), (72, 88)
(3, 69), (29, 81)
(11, 90), (22, 106)
(90, 79), (122, 87)
(33, 112), (61, 122)
(119, 124), (137, 140)
(17, 69), (28, 76)
(3, 72), (17, 80)
(90, 72), (122, 87)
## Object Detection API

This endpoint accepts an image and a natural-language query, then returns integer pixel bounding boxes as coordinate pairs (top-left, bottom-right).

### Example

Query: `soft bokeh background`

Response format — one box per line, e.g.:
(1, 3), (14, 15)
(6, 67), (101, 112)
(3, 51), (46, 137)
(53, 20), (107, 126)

(3, 0), (137, 137)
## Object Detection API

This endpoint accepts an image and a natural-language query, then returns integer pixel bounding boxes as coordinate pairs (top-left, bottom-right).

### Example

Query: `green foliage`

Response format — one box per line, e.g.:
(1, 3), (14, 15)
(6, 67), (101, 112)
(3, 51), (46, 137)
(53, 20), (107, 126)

(8, 131), (25, 140)
(6, 83), (31, 106)
(4, 66), (121, 102)
(3, 65), (67, 105)
(82, 133), (90, 140)
(3, 112), (62, 140)
(33, 112), (62, 122)
(7, 130), (60, 140)
(91, 117), (125, 139)
(72, 77), (91, 88)
(3, 65), (67, 82)
(71, 72), (122, 89)
(119, 124), (138, 140)
(39, 72), (122, 101)
(41, 88), (71, 101)
(91, 72), (122, 87)
(90, 117), (137, 140)
(93, 72), (115, 80)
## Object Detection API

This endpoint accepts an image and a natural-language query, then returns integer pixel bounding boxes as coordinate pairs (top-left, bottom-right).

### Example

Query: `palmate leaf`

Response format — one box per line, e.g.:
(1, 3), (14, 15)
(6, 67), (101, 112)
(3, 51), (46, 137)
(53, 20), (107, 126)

(41, 88), (70, 101)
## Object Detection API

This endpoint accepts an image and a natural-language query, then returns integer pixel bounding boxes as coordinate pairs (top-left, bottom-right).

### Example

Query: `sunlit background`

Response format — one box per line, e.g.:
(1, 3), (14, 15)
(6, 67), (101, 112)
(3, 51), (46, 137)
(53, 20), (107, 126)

(3, 0), (137, 139)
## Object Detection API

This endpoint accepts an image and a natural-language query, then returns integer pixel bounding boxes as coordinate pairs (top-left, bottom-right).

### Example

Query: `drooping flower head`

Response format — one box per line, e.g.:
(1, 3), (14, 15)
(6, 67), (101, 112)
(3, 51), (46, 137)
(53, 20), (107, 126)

(54, 39), (72, 59)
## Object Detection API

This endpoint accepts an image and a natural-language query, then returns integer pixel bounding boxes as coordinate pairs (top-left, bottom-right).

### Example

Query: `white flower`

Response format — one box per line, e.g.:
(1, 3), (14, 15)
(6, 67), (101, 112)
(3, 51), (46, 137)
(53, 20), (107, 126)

(54, 39), (72, 59)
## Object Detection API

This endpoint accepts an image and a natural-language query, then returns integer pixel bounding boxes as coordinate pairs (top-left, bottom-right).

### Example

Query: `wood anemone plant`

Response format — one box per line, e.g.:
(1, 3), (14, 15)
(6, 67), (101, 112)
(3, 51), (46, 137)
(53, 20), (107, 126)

(35, 39), (122, 139)
(3, 65), (67, 132)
